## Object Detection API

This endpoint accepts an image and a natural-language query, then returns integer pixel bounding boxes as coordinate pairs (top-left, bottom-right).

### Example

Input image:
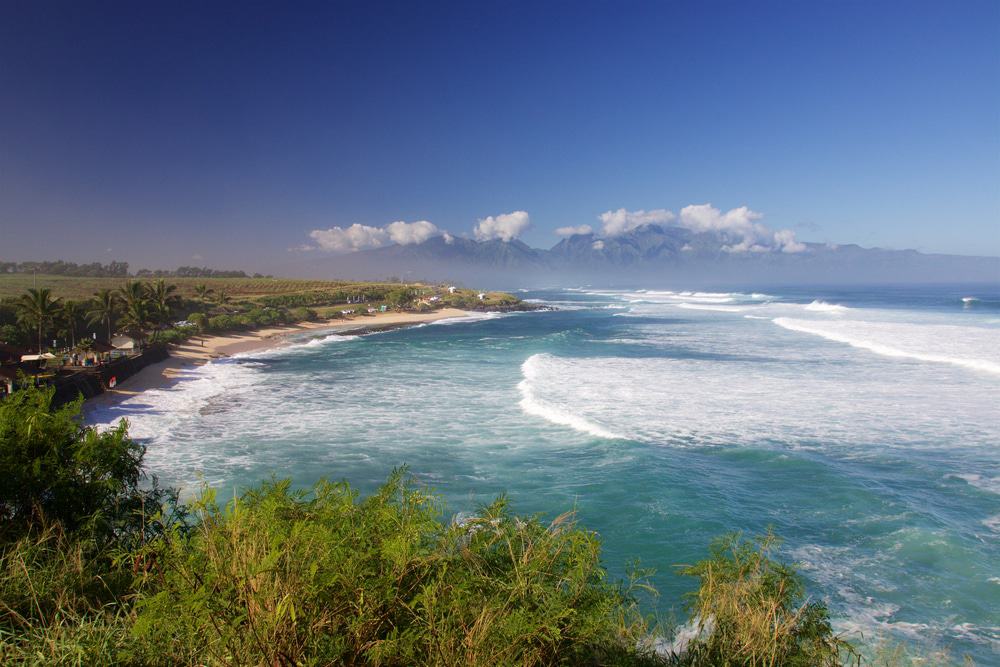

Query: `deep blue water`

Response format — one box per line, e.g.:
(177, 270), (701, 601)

(89, 284), (1000, 661)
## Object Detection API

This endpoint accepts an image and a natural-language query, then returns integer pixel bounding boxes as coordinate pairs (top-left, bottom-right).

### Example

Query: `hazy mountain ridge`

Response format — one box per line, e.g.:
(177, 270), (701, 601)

(299, 224), (1000, 286)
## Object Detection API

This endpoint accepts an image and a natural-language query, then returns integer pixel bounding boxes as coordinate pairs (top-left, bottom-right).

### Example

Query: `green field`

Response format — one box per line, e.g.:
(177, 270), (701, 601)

(0, 274), (412, 302)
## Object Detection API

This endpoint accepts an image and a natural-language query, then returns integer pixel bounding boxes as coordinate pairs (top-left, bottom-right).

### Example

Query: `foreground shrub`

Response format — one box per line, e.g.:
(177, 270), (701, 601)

(133, 473), (661, 666)
(677, 531), (859, 667)
(0, 385), (165, 545)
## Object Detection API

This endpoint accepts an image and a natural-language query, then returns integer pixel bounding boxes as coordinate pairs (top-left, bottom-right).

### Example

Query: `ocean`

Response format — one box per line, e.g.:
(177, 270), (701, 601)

(87, 284), (1000, 661)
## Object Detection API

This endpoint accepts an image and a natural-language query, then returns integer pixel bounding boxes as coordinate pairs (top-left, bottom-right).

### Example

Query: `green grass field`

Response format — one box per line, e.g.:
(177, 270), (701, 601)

(0, 274), (414, 301)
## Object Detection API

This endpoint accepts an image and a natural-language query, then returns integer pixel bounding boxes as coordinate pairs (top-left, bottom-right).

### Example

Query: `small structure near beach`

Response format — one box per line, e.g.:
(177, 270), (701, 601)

(111, 335), (137, 352)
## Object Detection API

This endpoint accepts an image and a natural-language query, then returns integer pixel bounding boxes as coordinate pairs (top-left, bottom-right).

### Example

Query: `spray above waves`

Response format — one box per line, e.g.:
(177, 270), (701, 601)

(772, 318), (1000, 376)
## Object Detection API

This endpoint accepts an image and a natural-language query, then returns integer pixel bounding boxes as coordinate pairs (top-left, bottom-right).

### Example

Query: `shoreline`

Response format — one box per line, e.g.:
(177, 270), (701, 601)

(84, 308), (471, 413)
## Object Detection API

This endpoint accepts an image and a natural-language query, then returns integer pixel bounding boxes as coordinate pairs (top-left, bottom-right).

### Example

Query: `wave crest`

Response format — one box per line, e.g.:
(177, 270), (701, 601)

(518, 354), (622, 439)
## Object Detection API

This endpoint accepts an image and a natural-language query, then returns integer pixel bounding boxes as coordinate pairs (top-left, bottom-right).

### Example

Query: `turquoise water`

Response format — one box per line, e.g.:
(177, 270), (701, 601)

(89, 285), (1000, 661)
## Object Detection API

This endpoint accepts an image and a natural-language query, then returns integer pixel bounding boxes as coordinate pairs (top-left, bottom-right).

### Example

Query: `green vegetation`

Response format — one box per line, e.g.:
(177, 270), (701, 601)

(678, 532), (856, 666)
(0, 272), (526, 354)
(0, 273), (413, 302)
(13, 288), (61, 353)
(0, 383), (955, 665)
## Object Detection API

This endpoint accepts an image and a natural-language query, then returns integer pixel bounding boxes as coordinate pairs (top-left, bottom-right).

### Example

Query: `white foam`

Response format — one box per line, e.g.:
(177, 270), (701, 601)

(428, 311), (511, 326)
(248, 333), (360, 357)
(508, 347), (999, 449)
(772, 318), (1000, 376)
(674, 302), (745, 313)
(804, 300), (849, 314)
(962, 296), (978, 304)
(87, 358), (264, 438)
(517, 354), (622, 439)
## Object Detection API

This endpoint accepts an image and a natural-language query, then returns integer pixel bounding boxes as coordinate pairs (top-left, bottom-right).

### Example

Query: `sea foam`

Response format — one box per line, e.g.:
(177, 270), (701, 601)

(804, 300), (849, 313)
(517, 354), (622, 439)
(772, 318), (1000, 376)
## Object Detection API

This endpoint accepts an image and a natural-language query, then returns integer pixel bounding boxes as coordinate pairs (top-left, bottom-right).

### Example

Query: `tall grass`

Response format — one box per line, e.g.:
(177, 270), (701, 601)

(131, 474), (660, 666)
(676, 531), (859, 666)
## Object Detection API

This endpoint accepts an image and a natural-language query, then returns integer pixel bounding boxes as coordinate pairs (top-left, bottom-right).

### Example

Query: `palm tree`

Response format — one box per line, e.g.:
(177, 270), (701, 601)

(194, 283), (213, 302)
(58, 301), (85, 349)
(149, 279), (181, 335)
(117, 281), (153, 348)
(216, 288), (231, 308)
(87, 288), (118, 341)
(15, 288), (61, 353)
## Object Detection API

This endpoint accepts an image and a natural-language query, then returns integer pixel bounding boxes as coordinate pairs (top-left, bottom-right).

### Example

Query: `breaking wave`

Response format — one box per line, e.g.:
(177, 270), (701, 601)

(517, 354), (622, 439)
(674, 302), (745, 312)
(250, 333), (360, 357)
(772, 318), (1000, 376)
(804, 300), (849, 313)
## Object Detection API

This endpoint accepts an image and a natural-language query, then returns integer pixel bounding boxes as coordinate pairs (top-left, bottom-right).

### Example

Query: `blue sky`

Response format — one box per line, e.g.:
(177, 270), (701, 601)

(2, 0), (998, 268)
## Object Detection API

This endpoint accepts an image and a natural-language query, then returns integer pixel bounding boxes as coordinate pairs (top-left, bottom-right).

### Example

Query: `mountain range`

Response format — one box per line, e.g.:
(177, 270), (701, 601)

(292, 224), (1000, 287)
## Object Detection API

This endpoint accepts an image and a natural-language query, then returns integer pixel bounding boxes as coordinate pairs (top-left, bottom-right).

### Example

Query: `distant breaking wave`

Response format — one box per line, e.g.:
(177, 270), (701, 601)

(674, 303), (745, 313)
(427, 311), (511, 326)
(772, 318), (1000, 376)
(804, 300), (849, 314)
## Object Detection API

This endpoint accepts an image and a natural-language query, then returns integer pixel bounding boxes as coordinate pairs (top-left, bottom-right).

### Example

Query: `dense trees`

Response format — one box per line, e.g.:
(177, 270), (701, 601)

(0, 260), (129, 277)
(0, 278), (525, 353)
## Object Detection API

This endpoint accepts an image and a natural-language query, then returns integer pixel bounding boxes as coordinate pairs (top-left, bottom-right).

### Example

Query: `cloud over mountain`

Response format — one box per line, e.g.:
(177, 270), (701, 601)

(555, 224), (593, 237)
(308, 224), (388, 253)
(591, 204), (805, 254)
(598, 208), (676, 236)
(385, 220), (441, 245)
(474, 210), (531, 242)
(307, 220), (442, 253)
(678, 204), (804, 253)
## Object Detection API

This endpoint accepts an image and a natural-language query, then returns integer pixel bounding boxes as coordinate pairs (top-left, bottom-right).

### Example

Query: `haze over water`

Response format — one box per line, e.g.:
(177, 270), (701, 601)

(89, 284), (1000, 661)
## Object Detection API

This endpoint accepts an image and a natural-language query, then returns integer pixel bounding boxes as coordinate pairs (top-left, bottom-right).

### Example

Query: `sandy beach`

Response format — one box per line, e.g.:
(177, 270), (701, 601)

(85, 308), (470, 409)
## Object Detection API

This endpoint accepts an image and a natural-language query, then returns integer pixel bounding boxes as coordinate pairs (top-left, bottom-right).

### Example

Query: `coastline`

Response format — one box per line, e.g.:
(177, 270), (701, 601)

(84, 308), (471, 412)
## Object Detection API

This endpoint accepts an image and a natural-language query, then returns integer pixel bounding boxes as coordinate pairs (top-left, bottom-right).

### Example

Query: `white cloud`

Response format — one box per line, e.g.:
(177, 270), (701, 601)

(385, 220), (440, 245)
(598, 208), (676, 236)
(678, 204), (764, 235)
(474, 210), (531, 242)
(305, 219), (445, 253)
(308, 224), (390, 253)
(555, 224), (593, 237)
(591, 240), (605, 250)
(773, 229), (807, 253)
(678, 203), (805, 254)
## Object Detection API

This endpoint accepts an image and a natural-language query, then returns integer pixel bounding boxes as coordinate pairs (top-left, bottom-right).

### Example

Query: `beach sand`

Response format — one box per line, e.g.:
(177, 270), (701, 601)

(85, 308), (470, 410)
